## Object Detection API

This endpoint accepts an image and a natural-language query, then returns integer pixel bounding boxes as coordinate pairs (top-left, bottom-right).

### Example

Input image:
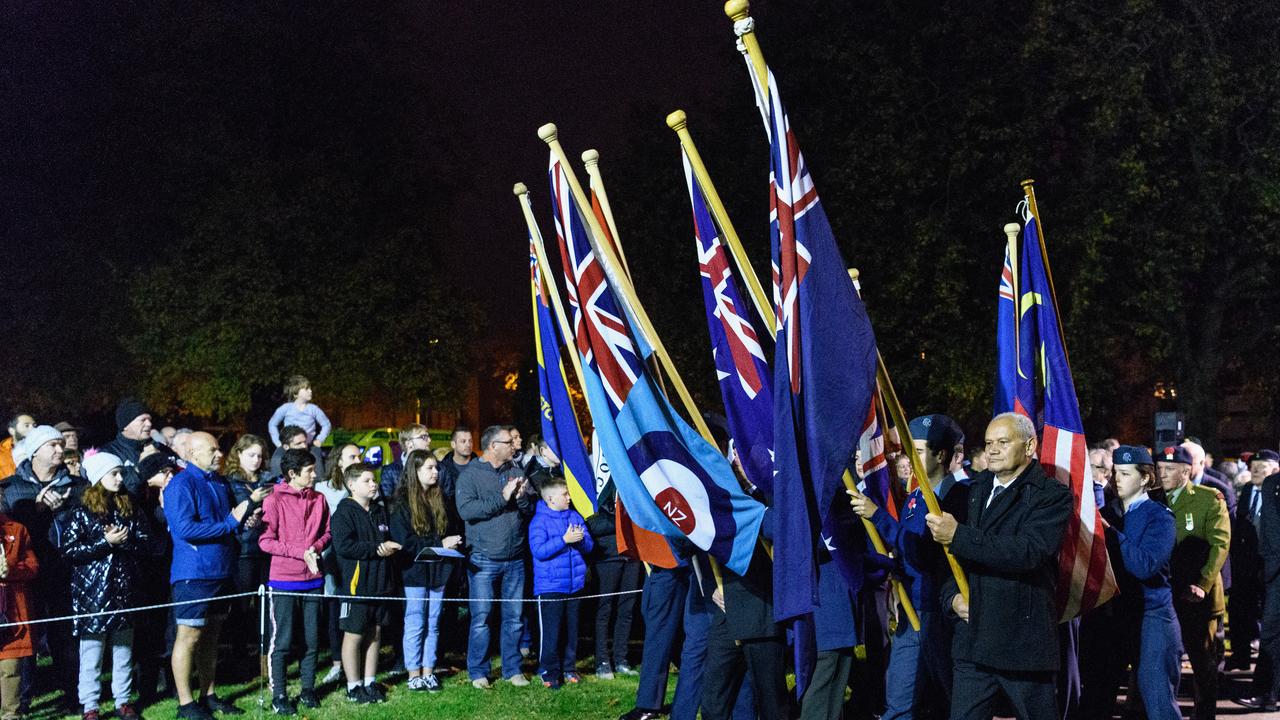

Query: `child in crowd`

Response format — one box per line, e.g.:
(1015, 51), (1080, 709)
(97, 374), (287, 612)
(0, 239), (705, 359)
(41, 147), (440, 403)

(332, 465), (400, 705)
(225, 434), (269, 662)
(266, 376), (331, 449)
(390, 451), (463, 693)
(317, 444), (361, 685)
(258, 449), (330, 716)
(63, 453), (152, 720)
(0, 500), (38, 720)
(528, 477), (592, 690)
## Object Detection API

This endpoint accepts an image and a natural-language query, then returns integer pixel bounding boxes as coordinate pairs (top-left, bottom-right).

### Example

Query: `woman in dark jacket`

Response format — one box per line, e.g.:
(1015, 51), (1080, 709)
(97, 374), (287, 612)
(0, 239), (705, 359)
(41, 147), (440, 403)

(64, 453), (152, 720)
(585, 480), (642, 677)
(225, 434), (271, 660)
(390, 451), (462, 692)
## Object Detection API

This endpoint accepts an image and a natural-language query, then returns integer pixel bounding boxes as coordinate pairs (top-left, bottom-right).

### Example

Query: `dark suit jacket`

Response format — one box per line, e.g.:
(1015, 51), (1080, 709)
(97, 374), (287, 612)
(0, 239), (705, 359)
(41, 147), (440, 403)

(1259, 473), (1280, 585)
(942, 461), (1072, 673)
(1234, 483), (1265, 589)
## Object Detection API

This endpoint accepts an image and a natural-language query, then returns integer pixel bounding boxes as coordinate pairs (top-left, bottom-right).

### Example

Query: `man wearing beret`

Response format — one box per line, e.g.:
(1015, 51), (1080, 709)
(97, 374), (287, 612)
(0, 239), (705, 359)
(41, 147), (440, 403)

(1159, 444), (1230, 720)
(925, 412), (1072, 720)
(1236, 450), (1280, 710)
(848, 413), (970, 718)
(1226, 450), (1277, 673)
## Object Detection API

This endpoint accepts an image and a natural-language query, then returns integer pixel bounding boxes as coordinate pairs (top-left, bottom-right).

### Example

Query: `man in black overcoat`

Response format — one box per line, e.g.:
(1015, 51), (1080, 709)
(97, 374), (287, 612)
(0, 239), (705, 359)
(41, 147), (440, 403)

(926, 412), (1072, 720)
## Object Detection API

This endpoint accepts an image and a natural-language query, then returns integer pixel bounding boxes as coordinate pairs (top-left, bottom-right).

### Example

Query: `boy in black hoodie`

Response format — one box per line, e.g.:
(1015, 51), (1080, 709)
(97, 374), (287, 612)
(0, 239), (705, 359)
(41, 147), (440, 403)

(331, 465), (401, 704)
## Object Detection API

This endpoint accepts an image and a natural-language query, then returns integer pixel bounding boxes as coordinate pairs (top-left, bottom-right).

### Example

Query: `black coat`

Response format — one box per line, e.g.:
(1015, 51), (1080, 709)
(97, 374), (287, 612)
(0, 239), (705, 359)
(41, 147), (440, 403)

(942, 462), (1072, 673)
(389, 501), (460, 589)
(60, 502), (152, 635)
(332, 498), (395, 597)
(1233, 483), (1265, 590)
(586, 481), (621, 560)
(1258, 474), (1280, 585)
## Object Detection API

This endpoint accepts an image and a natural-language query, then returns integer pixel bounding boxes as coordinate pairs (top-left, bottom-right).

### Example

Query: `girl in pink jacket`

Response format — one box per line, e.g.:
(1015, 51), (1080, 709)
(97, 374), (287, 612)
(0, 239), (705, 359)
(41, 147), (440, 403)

(258, 449), (331, 714)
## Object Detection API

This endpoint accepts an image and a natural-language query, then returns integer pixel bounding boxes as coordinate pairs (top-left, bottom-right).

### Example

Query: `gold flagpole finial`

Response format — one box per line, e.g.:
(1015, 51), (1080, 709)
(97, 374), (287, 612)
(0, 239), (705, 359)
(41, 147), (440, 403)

(665, 109), (688, 132)
(537, 123), (558, 143)
(512, 182), (528, 196)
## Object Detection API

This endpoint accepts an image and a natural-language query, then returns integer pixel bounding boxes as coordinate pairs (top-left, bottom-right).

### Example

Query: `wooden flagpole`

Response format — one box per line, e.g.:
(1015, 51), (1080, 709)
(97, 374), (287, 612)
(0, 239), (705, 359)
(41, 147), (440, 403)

(513, 182), (589, 396)
(665, 109), (774, 334)
(848, 269), (970, 602)
(539, 123), (716, 444)
(581, 150), (634, 280)
(1020, 179), (1071, 366)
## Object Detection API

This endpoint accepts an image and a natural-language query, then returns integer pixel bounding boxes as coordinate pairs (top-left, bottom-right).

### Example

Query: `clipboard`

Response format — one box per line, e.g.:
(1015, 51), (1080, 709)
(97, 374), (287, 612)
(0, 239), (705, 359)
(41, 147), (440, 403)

(414, 547), (465, 562)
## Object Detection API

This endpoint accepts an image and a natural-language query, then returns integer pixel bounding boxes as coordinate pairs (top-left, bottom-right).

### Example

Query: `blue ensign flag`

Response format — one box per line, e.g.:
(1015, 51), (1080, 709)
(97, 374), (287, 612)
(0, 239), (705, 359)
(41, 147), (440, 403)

(548, 154), (764, 575)
(749, 64), (880, 621)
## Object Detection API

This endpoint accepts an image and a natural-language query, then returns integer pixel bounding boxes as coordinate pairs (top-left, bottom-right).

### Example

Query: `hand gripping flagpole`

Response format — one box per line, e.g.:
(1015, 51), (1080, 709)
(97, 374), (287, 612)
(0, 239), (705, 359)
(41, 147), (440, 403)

(539, 125), (730, 595)
(665, 110), (774, 334)
(848, 269), (971, 603)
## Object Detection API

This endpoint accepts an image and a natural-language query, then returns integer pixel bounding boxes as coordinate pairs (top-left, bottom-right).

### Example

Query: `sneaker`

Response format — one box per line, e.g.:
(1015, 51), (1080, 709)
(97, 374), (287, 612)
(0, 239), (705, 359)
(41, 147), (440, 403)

(83, 711), (100, 720)
(297, 691), (320, 709)
(407, 677), (428, 691)
(203, 697), (244, 716)
(597, 662), (615, 680)
(423, 674), (442, 693)
(270, 697), (296, 716)
(345, 686), (373, 704)
(117, 703), (143, 720)
(506, 673), (531, 687)
(541, 673), (558, 688)
(471, 678), (492, 690)
(321, 665), (343, 684)
(615, 662), (638, 676)
(617, 709), (663, 720)
(564, 672), (581, 684)
(364, 683), (386, 703)
(175, 701), (214, 720)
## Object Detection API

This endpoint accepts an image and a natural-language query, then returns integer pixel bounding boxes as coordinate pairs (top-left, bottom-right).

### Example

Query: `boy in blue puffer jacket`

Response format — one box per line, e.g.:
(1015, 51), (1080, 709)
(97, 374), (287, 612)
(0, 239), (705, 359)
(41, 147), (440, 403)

(528, 477), (593, 689)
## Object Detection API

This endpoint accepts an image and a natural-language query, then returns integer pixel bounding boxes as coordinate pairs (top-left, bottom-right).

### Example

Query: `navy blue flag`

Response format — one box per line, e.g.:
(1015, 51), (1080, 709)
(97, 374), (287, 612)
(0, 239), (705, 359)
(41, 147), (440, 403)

(749, 64), (880, 621)
(681, 150), (775, 495)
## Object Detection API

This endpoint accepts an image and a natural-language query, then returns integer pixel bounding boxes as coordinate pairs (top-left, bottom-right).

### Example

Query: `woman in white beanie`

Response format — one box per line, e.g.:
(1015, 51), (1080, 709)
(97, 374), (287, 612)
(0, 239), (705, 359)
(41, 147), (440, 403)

(62, 453), (152, 720)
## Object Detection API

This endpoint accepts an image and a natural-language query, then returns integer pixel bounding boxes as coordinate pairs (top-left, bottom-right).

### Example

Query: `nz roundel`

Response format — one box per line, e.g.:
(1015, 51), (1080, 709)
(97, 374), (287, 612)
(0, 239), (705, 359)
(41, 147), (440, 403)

(626, 431), (717, 551)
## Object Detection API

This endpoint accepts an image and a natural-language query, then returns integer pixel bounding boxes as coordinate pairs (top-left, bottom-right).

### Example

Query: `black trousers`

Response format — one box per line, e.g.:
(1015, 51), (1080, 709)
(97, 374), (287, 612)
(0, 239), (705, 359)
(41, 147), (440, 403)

(268, 589), (321, 695)
(799, 649), (853, 720)
(951, 658), (1058, 720)
(1228, 579), (1263, 668)
(595, 559), (641, 667)
(1175, 597), (1220, 720)
(700, 621), (790, 720)
(1253, 578), (1280, 699)
(536, 592), (580, 682)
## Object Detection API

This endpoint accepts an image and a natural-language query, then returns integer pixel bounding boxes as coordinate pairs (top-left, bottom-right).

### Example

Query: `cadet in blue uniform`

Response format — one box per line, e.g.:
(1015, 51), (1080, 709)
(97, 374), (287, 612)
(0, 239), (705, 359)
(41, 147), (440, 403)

(1100, 446), (1181, 720)
(848, 414), (968, 719)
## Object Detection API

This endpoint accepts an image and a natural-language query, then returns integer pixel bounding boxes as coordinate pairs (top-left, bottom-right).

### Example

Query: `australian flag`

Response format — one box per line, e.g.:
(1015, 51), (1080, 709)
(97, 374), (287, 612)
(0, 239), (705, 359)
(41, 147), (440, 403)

(529, 231), (597, 515)
(681, 150), (774, 495)
(547, 152), (764, 575)
(747, 63), (880, 621)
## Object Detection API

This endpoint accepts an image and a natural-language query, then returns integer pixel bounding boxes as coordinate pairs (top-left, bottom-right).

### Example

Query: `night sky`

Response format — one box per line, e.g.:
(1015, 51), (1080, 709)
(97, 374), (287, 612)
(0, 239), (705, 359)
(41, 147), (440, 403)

(3, 2), (787, 425)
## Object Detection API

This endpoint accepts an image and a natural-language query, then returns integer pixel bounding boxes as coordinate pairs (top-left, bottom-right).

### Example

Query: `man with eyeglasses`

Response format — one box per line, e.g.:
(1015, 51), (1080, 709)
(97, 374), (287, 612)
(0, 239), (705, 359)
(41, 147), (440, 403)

(379, 424), (432, 498)
(456, 425), (536, 689)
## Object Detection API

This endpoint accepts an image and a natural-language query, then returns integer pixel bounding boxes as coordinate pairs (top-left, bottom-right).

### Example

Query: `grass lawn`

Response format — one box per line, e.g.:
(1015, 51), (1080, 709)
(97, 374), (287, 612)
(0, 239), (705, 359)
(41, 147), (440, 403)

(29, 650), (661, 720)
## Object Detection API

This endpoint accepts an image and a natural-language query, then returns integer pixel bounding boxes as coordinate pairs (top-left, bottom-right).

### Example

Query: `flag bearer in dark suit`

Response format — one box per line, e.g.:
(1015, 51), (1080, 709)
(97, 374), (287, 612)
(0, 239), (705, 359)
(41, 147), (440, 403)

(1158, 444), (1230, 720)
(1235, 459), (1280, 711)
(926, 412), (1072, 720)
(1225, 450), (1277, 672)
(1100, 446), (1182, 720)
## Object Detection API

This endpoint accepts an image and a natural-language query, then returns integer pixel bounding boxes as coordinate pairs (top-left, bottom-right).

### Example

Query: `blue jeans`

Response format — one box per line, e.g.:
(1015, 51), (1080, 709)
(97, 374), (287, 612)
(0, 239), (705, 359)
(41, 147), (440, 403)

(404, 585), (445, 672)
(882, 611), (924, 720)
(78, 627), (133, 712)
(467, 554), (526, 680)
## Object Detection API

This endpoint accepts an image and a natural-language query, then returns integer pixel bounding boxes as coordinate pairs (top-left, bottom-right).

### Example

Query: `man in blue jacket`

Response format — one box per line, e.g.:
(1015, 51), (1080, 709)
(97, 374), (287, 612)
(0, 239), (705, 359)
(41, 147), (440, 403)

(164, 432), (269, 720)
